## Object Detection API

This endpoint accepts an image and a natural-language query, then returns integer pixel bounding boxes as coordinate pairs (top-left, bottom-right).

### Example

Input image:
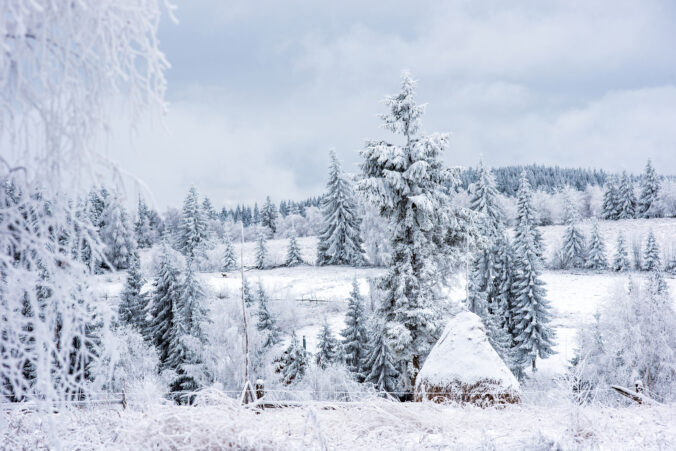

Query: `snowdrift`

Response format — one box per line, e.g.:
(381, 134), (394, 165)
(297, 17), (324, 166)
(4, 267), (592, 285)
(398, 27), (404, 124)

(415, 311), (520, 406)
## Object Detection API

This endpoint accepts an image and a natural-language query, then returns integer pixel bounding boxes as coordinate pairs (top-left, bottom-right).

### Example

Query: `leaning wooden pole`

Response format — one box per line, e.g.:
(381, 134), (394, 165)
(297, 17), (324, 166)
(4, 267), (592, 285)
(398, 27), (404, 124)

(240, 221), (252, 403)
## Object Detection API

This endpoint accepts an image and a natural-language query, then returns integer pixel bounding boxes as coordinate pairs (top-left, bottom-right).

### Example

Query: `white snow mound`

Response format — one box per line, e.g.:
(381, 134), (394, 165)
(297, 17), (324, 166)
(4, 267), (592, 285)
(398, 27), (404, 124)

(415, 311), (520, 405)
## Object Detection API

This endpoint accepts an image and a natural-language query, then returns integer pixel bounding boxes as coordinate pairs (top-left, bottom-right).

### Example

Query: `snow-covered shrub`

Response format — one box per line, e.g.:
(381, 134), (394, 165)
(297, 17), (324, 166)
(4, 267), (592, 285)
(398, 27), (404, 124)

(497, 194), (517, 226)
(284, 363), (373, 401)
(658, 179), (676, 217)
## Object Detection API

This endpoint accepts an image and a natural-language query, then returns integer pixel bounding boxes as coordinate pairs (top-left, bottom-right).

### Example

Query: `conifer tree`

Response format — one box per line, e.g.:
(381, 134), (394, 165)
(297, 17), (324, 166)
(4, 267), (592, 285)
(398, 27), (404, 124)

(560, 223), (586, 269)
(253, 203), (261, 224)
(134, 197), (154, 249)
(180, 260), (209, 344)
(315, 320), (340, 369)
(261, 196), (278, 235)
(638, 159), (661, 218)
(256, 282), (279, 349)
(201, 197), (216, 221)
(281, 332), (308, 385)
(616, 171), (636, 219)
(601, 175), (619, 220)
(285, 232), (304, 266)
(612, 233), (631, 272)
(492, 232), (515, 341)
(362, 321), (399, 393)
(243, 278), (256, 307)
(178, 187), (209, 259)
(88, 186), (110, 232)
(148, 244), (183, 369)
(254, 232), (268, 269)
(586, 221), (608, 270)
(118, 251), (148, 331)
(316, 150), (365, 266)
(100, 194), (137, 270)
(642, 230), (661, 271)
(357, 73), (459, 387)
(511, 172), (556, 371)
(341, 279), (369, 377)
(222, 232), (238, 272)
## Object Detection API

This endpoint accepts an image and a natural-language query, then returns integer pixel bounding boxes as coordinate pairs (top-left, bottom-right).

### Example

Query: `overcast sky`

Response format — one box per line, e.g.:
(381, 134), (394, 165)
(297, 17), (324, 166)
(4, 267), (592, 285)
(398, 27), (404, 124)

(111, 0), (676, 210)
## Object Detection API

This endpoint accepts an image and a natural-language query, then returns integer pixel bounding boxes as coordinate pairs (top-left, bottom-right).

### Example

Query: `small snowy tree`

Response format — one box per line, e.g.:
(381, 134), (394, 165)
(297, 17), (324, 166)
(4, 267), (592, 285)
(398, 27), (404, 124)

(315, 320), (340, 369)
(134, 197), (155, 249)
(119, 251), (148, 331)
(281, 332), (308, 385)
(100, 194), (137, 270)
(560, 223), (586, 269)
(341, 279), (369, 377)
(612, 233), (631, 272)
(511, 172), (556, 371)
(316, 150), (366, 266)
(616, 172), (636, 220)
(261, 196), (278, 235)
(256, 282), (279, 349)
(601, 176), (619, 220)
(222, 232), (238, 272)
(586, 222), (608, 270)
(243, 278), (256, 307)
(178, 187), (209, 259)
(638, 159), (661, 218)
(642, 230), (661, 271)
(362, 321), (399, 394)
(285, 232), (304, 266)
(254, 232), (268, 269)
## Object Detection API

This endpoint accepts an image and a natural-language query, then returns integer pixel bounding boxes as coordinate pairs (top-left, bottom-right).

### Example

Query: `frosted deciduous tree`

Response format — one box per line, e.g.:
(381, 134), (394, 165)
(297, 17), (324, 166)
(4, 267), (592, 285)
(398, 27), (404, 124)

(316, 320), (340, 369)
(0, 0), (169, 404)
(316, 150), (365, 266)
(642, 230), (661, 271)
(511, 172), (556, 372)
(586, 221), (608, 270)
(285, 232), (304, 266)
(638, 159), (661, 218)
(357, 73), (459, 388)
(612, 233), (631, 272)
(341, 279), (369, 377)
(178, 187), (209, 259)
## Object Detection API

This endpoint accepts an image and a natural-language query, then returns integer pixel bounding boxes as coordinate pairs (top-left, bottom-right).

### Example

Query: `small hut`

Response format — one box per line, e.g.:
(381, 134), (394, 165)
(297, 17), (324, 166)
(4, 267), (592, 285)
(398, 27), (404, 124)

(414, 312), (521, 406)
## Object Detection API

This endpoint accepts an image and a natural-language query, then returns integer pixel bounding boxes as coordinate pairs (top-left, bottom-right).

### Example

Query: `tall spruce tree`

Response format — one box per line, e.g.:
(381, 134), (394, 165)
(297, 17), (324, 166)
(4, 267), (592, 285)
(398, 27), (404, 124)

(260, 196), (278, 235)
(256, 282), (279, 349)
(315, 320), (340, 369)
(638, 159), (661, 218)
(178, 187), (209, 259)
(586, 221), (608, 270)
(316, 150), (365, 266)
(134, 197), (154, 249)
(341, 279), (369, 377)
(362, 321), (399, 393)
(560, 223), (586, 269)
(100, 194), (137, 270)
(118, 251), (148, 331)
(642, 230), (661, 271)
(601, 175), (619, 220)
(357, 73), (459, 388)
(222, 232), (238, 272)
(285, 232), (303, 267)
(148, 243), (183, 369)
(612, 233), (631, 272)
(511, 172), (556, 372)
(616, 171), (636, 220)
(254, 232), (268, 269)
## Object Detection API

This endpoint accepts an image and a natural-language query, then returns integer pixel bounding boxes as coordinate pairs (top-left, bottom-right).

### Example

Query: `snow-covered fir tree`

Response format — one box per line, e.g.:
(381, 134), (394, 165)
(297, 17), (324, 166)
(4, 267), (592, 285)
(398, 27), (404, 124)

(201, 196), (216, 221)
(256, 282), (279, 349)
(616, 171), (636, 219)
(642, 230), (661, 271)
(243, 278), (256, 307)
(638, 159), (661, 218)
(134, 197), (154, 249)
(222, 232), (238, 272)
(118, 251), (148, 331)
(180, 260), (209, 344)
(281, 332), (308, 385)
(357, 73), (459, 388)
(492, 232), (516, 342)
(315, 320), (341, 369)
(585, 221), (608, 270)
(601, 175), (619, 220)
(261, 196), (278, 235)
(254, 232), (268, 269)
(560, 222), (586, 269)
(253, 203), (261, 224)
(511, 172), (556, 372)
(316, 150), (365, 266)
(147, 243), (183, 369)
(362, 321), (399, 394)
(285, 232), (304, 266)
(178, 187), (209, 259)
(612, 233), (631, 272)
(100, 193), (137, 270)
(341, 279), (369, 377)
(88, 186), (110, 231)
